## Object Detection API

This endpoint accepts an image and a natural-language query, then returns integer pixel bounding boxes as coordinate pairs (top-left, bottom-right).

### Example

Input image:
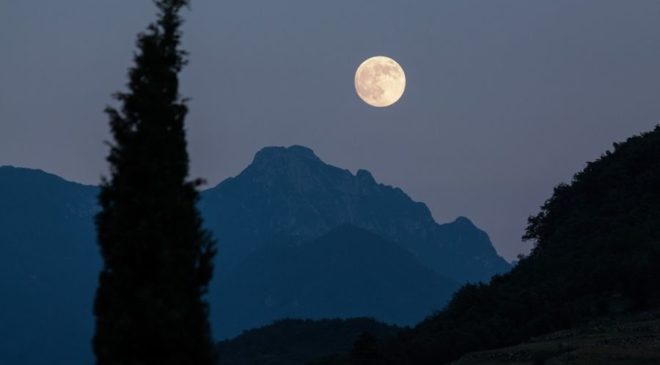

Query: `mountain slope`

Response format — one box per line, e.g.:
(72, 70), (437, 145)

(0, 166), (100, 365)
(216, 225), (458, 338)
(200, 145), (509, 283)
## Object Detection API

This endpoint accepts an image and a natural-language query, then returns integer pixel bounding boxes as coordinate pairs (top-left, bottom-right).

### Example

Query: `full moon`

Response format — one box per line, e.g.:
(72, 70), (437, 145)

(355, 56), (406, 107)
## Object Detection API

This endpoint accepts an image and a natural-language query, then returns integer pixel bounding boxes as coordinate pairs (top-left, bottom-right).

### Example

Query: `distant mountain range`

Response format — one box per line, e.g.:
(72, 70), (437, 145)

(0, 145), (509, 364)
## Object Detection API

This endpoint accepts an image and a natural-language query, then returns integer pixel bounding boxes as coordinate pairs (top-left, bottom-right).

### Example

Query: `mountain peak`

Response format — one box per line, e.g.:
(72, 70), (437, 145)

(239, 145), (350, 190)
(252, 145), (321, 166)
(452, 216), (476, 227)
(203, 145), (510, 286)
(356, 169), (376, 184)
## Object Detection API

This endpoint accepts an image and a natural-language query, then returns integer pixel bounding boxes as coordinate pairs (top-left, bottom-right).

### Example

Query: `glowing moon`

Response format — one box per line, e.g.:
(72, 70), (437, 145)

(355, 56), (406, 107)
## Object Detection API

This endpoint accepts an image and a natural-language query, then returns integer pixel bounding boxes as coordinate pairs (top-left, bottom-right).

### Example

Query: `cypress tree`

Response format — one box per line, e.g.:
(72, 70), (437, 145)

(93, 1), (216, 364)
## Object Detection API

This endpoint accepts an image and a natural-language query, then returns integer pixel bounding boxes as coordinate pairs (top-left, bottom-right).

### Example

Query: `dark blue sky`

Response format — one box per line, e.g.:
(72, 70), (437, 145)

(2, 0), (660, 260)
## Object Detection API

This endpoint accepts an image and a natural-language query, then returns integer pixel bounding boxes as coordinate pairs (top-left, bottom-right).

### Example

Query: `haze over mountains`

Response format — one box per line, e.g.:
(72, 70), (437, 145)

(0, 145), (509, 365)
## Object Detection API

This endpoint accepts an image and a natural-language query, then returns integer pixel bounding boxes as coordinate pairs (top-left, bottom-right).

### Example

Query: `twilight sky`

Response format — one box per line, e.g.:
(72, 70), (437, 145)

(2, 0), (660, 260)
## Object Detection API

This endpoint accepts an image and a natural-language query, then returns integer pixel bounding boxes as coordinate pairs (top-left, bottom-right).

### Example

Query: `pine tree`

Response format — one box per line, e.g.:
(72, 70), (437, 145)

(93, 1), (216, 364)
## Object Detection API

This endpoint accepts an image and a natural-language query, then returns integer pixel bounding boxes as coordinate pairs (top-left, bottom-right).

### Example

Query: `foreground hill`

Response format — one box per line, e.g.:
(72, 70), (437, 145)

(216, 225), (458, 337)
(217, 318), (401, 365)
(452, 311), (660, 365)
(316, 126), (660, 364)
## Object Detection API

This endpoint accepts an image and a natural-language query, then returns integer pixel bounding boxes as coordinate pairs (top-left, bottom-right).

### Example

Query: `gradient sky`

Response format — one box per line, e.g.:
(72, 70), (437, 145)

(2, 0), (660, 260)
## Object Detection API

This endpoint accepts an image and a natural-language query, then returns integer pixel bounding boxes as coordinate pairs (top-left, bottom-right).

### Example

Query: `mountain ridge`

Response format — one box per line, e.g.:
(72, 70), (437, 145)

(201, 145), (510, 284)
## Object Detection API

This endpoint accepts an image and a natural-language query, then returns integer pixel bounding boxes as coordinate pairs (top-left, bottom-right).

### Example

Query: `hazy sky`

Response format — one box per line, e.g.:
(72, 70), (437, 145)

(2, 1), (660, 260)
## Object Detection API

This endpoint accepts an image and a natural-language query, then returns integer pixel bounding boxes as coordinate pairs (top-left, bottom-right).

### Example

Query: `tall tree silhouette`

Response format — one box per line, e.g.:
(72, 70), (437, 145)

(93, 1), (216, 364)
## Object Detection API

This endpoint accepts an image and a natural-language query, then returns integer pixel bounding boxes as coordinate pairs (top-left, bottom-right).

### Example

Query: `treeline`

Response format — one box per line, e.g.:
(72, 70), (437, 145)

(216, 318), (401, 365)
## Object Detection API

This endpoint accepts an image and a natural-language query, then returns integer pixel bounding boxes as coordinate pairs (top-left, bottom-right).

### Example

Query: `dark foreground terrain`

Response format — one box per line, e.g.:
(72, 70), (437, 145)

(217, 318), (401, 365)
(311, 126), (660, 365)
(453, 311), (660, 365)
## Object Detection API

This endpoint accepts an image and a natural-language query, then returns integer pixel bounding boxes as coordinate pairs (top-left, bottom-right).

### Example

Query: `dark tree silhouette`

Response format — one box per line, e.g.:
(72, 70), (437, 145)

(93, 1), (216, 364)
(350, 332), (379, 365)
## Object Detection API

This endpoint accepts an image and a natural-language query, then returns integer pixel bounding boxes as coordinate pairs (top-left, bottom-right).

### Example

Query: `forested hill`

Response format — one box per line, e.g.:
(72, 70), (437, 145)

(335, 126), (660, 364)
(216, 318), (401, 365)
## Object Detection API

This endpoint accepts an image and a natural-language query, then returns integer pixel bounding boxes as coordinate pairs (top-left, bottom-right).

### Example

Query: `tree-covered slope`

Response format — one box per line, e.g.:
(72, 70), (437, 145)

(348, 127), (660, 364)
(216, 318), (400, 365)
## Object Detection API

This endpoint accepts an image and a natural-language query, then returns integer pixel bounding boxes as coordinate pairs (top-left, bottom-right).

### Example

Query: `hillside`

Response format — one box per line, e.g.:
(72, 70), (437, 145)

(217, 318), (401, 365)
(329, 126), (660, 364)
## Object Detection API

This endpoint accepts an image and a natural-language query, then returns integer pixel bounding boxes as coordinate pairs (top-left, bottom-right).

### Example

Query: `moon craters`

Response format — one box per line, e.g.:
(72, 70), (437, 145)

(355, 56), (406, 108)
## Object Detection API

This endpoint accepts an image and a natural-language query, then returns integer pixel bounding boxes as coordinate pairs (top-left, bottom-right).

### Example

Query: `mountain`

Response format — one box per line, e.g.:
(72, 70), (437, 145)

(0, 166), (100, 365)
(216, 318), (401, 365)
(200, 145), (509, 338)
(200, 145), (509, 283)
(0, 145), (507, 364)
(324, 127), (660, 364)
(215, 225), (458, 338)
